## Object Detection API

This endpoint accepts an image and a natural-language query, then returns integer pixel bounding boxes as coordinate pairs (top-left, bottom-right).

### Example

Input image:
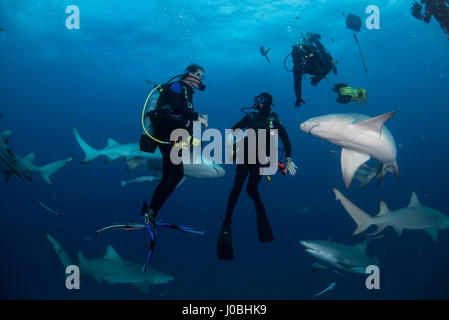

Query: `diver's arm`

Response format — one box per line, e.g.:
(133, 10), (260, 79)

(277, 124), (292, 159)
(232, 114), (250, 130)
(168, 83), (199, 121)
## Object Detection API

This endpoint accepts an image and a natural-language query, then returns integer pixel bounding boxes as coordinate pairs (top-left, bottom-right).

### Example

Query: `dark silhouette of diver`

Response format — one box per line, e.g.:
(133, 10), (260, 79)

(290, 33), (337, 107)
(217, 93), (297, 260)
(412, 0), (449, 38)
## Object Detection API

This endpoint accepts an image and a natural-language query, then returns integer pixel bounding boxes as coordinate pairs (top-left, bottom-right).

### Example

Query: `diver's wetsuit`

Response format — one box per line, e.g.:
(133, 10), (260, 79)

(149, 81), (198, 216)
(292, 35), (335, 107)
(412, 0), (449, 37)
(224, 110), (292, 225)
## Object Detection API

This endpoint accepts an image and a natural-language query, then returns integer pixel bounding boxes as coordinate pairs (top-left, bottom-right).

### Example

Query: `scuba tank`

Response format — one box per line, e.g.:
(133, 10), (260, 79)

(140, 83), (165, 153)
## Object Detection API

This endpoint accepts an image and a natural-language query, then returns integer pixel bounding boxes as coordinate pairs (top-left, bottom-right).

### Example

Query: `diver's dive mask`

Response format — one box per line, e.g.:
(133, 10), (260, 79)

(183, 73), (206, 91)
(254, 93), (273, 112)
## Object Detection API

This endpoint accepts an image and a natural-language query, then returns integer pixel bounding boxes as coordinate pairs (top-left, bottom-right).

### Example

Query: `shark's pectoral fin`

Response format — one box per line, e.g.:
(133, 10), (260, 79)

(350, 266), (366, 274)
(133, 281), (150, 297)
(341, 149), (371, 189)
(176, 177), (186, 188)
(126, 159), (141, 171)
(104, 156), (119, 164)
(92, 275), (103, 285)
(3, 170), (12, 182)
(333, 269), (345, 277)
(311, 262), (328, 272)
(393, 226), (403, 236)
(425, 226), (438, 241)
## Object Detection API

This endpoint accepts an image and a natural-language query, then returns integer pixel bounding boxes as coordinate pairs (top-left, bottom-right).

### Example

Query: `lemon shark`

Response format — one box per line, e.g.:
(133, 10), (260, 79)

(0, 130), (72, 184)
(333, 188), (449, 241)
(73, 127), (225, 179)
(300, 112), (399, 188)
(44, 231), (174, 296)
(300, 238), (379, 275)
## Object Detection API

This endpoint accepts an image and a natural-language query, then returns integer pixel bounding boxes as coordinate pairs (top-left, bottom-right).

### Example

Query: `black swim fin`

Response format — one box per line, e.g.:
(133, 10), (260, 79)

(217, 223), (233, 260)
(257, 210), (274, 243)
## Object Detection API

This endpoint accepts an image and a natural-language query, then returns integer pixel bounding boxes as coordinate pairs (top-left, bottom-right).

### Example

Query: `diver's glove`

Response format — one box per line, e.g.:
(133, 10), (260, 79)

(285, 157), (298, 176)
(199, 114), (208, 128)
(311, 76), (321, 86)
(411, 1), (423, 20)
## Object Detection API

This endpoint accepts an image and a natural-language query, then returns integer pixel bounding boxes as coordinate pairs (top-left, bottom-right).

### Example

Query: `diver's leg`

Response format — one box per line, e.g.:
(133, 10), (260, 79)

(224, 164), (250, 224)
(149, 144), (184, 217)
(247, 166), (274, 242)
(218, 164), (250, 260)
(293, 68), (304, 107)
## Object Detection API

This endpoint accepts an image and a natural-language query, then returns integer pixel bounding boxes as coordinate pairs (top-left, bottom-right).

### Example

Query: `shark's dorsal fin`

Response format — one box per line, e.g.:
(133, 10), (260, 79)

(1, 130), (12, 143)
(409, 192), (421, 207)
(104, 245), (123, 260)
(376, 201), (390, 217)
(23, 152), (36, 164)
(341, 148), (371, 188)
(353, 111), (396, 139)
(107, 138), (119, 148)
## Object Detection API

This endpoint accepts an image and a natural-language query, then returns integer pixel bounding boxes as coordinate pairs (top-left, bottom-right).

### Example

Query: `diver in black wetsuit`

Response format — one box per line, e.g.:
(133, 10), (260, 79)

(412, 0), (449, 38)
(217, 93), (297, 260)
(140, 64), (208, 220)
(291, 33), (337, 107)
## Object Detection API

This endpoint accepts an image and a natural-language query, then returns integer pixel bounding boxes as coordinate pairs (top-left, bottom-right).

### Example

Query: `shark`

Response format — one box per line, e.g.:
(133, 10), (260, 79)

(333, 188), (449, 241)
(300, 112), (399, 188)
(121, 175), (161, 187)
(0, 130), (72, 184)
(300, 238), (379, 275)
(259, 46), (271, 63)
(73, 127), (225, 179)
(44, 231), (174, 296)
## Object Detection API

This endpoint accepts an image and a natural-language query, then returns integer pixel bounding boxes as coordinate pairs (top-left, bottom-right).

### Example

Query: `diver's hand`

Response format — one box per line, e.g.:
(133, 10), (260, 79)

(311, 76), (320, 86)
(199, 114), (208, 128)
(411, 1), (423, 19)
(285, 157), (298, 176)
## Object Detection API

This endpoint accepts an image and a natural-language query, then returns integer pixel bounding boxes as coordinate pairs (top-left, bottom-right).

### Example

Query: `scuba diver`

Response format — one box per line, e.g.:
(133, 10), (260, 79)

(412, 0), (449, 38)
(217, 93), (297, 260)
(139, 64), (208, 270)
(332, 83), (367, 104)
(289, 33), (338, 107)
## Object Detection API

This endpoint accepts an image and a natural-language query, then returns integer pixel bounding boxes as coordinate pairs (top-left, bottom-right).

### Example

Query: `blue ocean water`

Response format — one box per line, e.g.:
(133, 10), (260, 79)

(0, 0), (448, 300)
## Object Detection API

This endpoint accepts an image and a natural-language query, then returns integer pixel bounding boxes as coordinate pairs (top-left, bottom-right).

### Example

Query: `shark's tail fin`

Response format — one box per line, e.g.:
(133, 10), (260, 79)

(73, 126), (101, 163)
(333, 188), (374, 235)
(39, 157), (73, 185)
(44, 231), (73, 268)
